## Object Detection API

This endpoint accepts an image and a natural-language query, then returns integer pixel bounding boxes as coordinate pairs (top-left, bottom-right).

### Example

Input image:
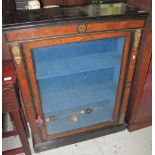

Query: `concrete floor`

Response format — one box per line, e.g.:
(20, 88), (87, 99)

(3, 126), (152, 155)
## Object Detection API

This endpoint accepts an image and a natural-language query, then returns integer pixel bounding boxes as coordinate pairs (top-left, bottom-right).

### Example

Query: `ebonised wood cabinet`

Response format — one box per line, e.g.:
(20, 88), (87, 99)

(2, 3), (147, 152)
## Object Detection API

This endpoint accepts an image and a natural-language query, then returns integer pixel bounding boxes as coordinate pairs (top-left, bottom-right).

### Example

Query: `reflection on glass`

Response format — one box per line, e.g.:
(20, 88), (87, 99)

(87, 2), (127, 16)
(99, 3), (127, 15)
(32, 37), (125, 135)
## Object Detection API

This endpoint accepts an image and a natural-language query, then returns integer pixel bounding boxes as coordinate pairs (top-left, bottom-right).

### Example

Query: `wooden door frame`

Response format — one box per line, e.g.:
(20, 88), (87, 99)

(20, 30), (133, 141)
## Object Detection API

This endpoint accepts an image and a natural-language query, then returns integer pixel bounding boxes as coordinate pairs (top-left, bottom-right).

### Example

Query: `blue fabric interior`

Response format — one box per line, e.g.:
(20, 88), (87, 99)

(32, 37), (125, 135)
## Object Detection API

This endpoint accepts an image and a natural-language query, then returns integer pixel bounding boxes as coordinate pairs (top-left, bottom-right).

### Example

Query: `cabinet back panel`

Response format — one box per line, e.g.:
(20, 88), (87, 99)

(32, 37), (124, 79)
(38, 69), (116, 113)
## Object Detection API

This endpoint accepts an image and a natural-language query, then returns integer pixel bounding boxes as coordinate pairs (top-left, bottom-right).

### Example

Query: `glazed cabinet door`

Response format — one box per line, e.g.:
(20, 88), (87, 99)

(10, 27), (142, 142)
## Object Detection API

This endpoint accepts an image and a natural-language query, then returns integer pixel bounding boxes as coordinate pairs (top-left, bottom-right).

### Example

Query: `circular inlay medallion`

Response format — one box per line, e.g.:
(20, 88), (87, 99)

(77, 24), (87, 33)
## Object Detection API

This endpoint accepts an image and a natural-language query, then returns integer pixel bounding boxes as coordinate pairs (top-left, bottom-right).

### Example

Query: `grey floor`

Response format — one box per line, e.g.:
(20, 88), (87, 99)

(3, 125), (152, 155)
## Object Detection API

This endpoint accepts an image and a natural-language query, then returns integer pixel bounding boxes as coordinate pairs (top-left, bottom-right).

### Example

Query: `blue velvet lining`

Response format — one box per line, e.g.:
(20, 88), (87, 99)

(32, 37), (125, 135)
(38, 68), (116, 113)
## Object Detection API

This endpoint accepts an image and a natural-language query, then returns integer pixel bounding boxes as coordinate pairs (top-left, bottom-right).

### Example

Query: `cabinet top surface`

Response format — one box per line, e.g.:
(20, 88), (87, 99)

(3, 2), (147, 30)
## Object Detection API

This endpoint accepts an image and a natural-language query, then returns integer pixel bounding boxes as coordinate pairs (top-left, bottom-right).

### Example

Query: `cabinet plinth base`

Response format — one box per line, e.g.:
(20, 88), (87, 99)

(33, 123), (126, 153)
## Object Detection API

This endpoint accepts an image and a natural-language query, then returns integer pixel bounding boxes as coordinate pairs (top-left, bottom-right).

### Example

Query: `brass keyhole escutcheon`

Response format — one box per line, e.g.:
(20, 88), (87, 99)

(77, 24), (87, 33)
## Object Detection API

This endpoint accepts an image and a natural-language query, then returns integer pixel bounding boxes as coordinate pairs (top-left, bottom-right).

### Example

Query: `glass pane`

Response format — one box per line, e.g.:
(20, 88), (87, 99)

(32, 37), (125, 135)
